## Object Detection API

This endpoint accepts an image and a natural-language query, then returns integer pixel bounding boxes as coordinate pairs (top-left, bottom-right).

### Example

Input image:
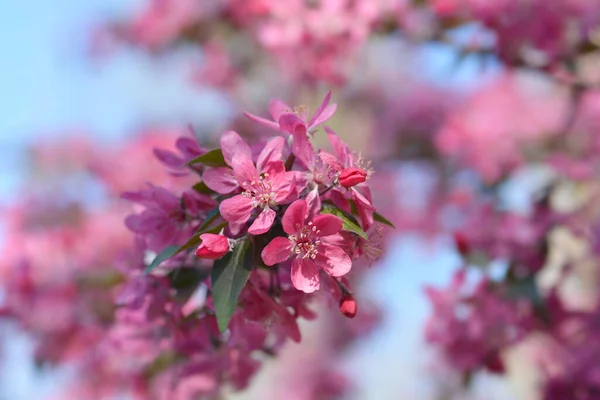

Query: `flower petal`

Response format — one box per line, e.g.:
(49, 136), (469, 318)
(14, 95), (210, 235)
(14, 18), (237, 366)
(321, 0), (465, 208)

(325, 127), (351, 166)
(219, 195), (253, 225)
(307, 91), (331, 128)
(243, 112), (280, 132)
(202, 167), (238, 194)
(248, 207), (276, 235)
(269, 99), (291, 122)
(314, 243), (351, 277)
(309, 103), (337, 128)
(261, 237), (293, 266)
(311, 214), (342, 236)
(351, 187), (375, 231)
(282, 199), (307, 235)
(292, 129), (316, 168)
(305, 186), (321, 220)
(231, 155), (259, 186)
(220, 130), (252, 167)
(257, 136), (285, 172)
(279, 113), (307, 136)
(291, 258), (320, 293)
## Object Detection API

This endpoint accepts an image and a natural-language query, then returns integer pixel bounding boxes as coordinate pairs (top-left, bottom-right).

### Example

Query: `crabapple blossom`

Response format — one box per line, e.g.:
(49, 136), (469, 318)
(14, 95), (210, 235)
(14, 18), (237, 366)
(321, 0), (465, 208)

(261, 199), (352, 293)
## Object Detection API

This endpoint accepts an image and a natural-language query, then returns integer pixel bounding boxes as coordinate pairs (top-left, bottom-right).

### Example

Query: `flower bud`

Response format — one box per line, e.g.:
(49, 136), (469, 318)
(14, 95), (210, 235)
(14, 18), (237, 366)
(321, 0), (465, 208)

(196, 233), (230, 260)
(339, 294), (357, 318)
(338, 167), (367, 188)
(453, 231), (469, 257)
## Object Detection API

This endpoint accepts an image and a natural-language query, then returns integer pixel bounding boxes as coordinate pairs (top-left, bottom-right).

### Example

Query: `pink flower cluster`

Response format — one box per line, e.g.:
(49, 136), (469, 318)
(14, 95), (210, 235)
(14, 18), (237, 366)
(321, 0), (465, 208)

(116, 92), (391, 397)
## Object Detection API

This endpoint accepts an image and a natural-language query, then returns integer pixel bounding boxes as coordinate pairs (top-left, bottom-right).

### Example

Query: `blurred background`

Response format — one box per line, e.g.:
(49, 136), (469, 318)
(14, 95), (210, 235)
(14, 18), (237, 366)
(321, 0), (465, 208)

(2, 1), (600, 399)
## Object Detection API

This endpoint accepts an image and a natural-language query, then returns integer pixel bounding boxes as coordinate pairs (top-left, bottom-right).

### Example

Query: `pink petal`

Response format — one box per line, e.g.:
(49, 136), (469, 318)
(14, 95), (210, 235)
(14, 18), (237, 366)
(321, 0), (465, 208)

(309, 103), (337, 129)
(220, 130), (252, 166)
(262, 160), (286, 180)
(243, 112), (280, 132)
(261, 236), (293, 266)
(351, 187), (375, 231)
(282, 199), (307, 235)
(278, 113), (307, 136)
(311, 214), (342, 236)
(291, 258), (320, 293)
(314, 243), (351, 277)
(248, 207), (276, 235)
(175, 136), (204, 159)
(305, 186), (321, 220)
(153, 148), (184, 168)
(269, 98), (290, 121)
(219, 195), (254, 225)
(257, 136), (285, 172)
(202, 167), (238, 194)
(318, 151), (344, 171)
(231, 155), (259, 186)
(272, 170), (298, 204)
(292, 129), (316, 168)
(325, 127), (351, 165)
(307, 91), (331, 128)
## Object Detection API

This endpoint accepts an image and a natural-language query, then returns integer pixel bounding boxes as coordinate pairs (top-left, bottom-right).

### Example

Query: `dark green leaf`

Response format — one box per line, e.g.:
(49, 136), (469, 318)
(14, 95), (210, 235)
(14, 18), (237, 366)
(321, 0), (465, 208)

(321, 204), (368, 240)
(373, 211), (395, 228)
(506, 276), (543, 306)
(186, 149), (226, 167)
(348, 199), (395, 229)
(146, 245), (180, 273)
(211, 239), (254, 332)
(169, 267), (210, 302)
(192, 181), (215, 194)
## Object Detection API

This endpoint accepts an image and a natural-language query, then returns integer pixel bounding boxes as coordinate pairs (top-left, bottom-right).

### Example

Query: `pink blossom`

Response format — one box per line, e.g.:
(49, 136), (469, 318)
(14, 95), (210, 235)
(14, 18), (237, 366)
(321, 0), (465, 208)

(215, 132), (299, 235)
(261, 199), (352, 293)
(203, 130), (285, 195)
(244, 92), (337, 164)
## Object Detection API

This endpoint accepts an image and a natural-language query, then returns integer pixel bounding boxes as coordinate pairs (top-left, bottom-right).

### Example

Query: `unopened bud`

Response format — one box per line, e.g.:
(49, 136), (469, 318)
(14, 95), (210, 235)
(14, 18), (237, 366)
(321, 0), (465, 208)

(339, 167), (367, 188)
(339, 294), (357, 318)
(196, 233), (230, 260)
(453, 231), (469, 257)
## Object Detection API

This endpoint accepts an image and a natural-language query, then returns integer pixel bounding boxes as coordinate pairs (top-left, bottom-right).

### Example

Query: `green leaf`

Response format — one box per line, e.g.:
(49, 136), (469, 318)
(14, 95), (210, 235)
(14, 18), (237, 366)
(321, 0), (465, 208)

(145, 245), (180, 273)
(373, 211), (395, 228)
(211, 239), (254, 332)
(169, 267), (210, 302)
(192, 181), (215, 194)
(506, 276), (543, 306)
(144, 350), (183, 379)
(186, 149), (226, 167)
(321, 203), (368, 240)
(348, 199), (395, 229)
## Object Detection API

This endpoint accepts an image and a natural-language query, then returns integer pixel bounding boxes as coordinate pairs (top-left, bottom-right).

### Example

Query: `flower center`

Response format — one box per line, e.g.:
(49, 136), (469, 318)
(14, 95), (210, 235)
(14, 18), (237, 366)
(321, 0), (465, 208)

(241, 173), (275, 208)
(288, 221), (321, 260)
(352, 151), (374, 179)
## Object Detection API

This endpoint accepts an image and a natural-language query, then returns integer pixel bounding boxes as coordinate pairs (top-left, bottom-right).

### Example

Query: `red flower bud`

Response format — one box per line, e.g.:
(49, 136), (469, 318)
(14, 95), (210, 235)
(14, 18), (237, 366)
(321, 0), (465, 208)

(339, 294), (357, 318)
(453, 231), (470, 257)
(196, 233), (230, 260)
(339, 167), (367, 188)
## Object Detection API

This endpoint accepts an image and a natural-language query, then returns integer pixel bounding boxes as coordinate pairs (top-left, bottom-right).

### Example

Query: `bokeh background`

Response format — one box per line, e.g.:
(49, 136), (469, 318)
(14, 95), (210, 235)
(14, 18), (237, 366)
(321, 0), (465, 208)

(1, 1), (592, 399)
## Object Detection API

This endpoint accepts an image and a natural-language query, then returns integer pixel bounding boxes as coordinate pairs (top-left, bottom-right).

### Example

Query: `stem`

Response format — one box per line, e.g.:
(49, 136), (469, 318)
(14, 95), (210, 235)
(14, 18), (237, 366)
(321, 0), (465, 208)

(319, 185), (334, 196)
